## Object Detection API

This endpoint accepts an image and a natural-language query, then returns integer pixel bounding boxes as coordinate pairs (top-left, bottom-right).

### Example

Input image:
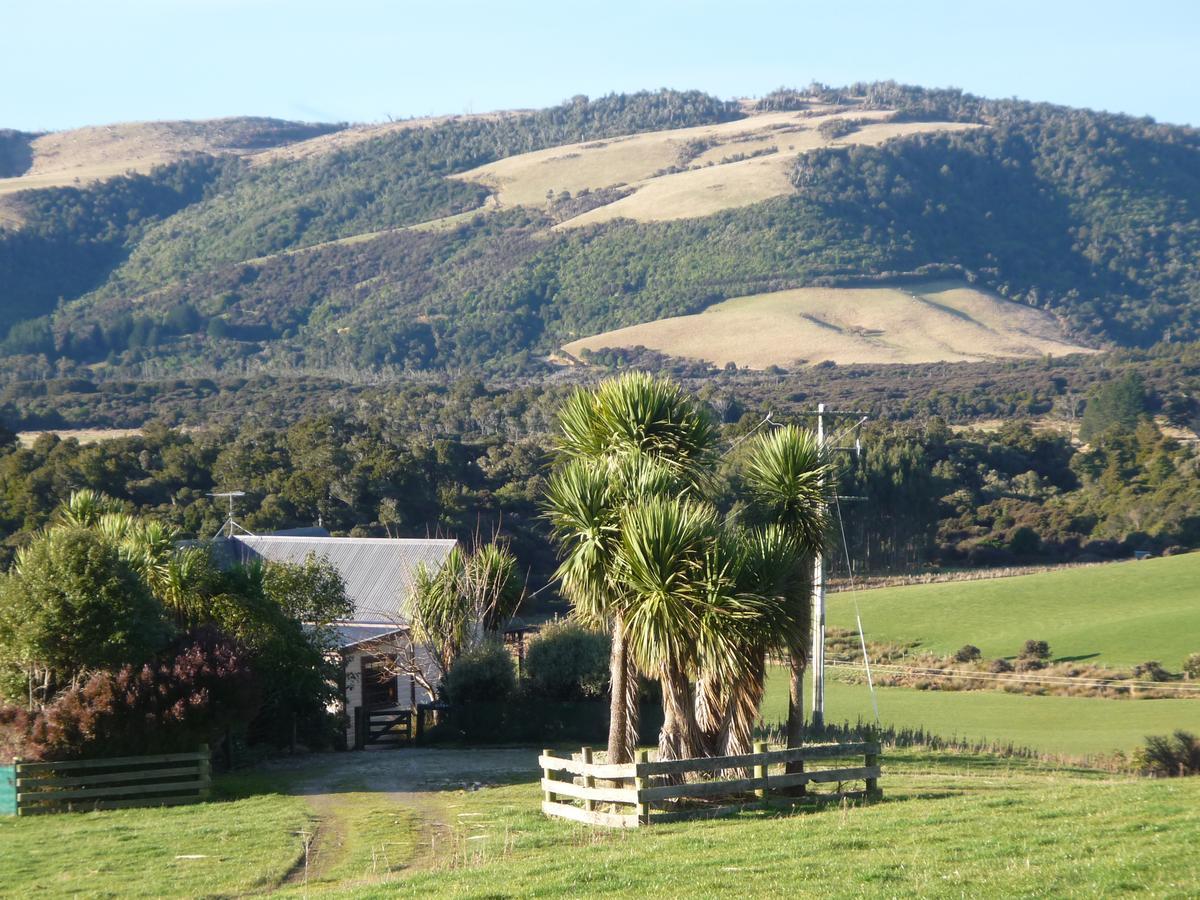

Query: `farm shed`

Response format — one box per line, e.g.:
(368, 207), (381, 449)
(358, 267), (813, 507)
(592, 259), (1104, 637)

(212, 532), (457, 745)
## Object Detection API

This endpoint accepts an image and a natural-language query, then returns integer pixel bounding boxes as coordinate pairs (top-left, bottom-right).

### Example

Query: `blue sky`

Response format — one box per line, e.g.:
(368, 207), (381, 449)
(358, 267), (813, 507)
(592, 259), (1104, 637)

(5, 0), (1199, 131)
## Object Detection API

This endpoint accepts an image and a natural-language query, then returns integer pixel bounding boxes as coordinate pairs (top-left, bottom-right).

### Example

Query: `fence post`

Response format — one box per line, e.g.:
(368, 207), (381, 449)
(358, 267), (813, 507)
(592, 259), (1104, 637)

(634, 749), (650, 825)
(754, 741), (769, 801)
(542, 748), (556, 804)
(197, 744), (211, 801)
(581, 747), (595, 812)
(865, 732), (881, 799)
(9, 758), (21, 817)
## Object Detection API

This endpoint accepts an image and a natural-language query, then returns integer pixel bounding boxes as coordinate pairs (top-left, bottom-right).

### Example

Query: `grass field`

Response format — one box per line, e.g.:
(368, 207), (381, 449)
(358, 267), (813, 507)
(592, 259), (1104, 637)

(564, 281), (1092, 368)
(761, 674), (1200, 756)
(827, 553), (1200, 668)
(0, 774), (311, 897)
(4, 751), (1197, 897)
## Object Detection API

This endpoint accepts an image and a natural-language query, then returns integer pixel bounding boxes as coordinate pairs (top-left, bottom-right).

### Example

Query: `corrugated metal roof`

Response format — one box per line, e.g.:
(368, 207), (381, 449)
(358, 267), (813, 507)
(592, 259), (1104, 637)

(218, 535), (457, 626)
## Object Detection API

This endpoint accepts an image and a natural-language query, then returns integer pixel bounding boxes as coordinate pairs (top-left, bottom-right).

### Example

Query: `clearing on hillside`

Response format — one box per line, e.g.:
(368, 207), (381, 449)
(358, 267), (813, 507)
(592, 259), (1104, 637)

(0, 118), (340, 219)
(453, 105), (981, 226)
(562, 281), (1094, 368)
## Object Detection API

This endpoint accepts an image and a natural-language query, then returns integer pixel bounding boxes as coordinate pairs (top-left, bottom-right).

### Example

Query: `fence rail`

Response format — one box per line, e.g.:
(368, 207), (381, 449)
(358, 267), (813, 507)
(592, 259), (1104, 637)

(5, 745), (210, 815)
(541, 740), (880, 827)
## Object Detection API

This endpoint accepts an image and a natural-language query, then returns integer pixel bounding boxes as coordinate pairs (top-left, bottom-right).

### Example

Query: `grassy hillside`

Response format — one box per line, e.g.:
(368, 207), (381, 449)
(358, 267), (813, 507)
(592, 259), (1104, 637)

(826, 553), (1200, 667)
(1, 83), (1198, 379)
(564, 280), (1093, 367)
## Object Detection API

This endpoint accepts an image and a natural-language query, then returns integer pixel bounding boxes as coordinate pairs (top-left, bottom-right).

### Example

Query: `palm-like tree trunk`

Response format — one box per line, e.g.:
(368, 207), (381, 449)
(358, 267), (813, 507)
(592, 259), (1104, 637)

(607, 615), (640, 764)
(658, 663), (702, 762)
(786, 646), (806, 774)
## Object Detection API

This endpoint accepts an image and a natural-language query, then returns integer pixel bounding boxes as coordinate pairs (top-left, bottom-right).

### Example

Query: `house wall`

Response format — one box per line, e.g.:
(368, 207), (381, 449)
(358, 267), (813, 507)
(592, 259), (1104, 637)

(342, 638), (437, 747)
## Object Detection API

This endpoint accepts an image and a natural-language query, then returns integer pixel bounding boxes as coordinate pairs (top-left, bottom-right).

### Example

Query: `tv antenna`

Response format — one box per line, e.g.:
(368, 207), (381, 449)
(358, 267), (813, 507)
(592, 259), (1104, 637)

(208, 491), (254, 539)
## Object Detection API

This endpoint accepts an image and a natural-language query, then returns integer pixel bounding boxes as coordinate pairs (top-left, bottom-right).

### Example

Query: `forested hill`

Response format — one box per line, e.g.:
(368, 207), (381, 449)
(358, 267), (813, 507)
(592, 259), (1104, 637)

(1, 82), (1199, 379)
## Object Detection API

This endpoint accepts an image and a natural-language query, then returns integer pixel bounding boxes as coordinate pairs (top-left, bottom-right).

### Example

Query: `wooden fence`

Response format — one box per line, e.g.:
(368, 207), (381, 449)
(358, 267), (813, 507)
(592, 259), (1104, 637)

(5, 746), (211, 815)
(541, 740), (880, 828)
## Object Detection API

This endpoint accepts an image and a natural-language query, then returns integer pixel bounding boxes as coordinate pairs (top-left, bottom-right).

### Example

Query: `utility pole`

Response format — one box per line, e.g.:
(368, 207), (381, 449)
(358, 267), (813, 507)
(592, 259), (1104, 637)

(806, 404), (868, 733)
(811, 404), (827, 731)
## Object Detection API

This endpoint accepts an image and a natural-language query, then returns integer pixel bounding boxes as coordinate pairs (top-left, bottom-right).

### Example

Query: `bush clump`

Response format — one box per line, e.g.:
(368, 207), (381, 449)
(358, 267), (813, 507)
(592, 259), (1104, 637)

(989, 658), (1014, 673)
(954, 644), (982, 663)
(0, 629), (258, 761)
(1138, 730), (1200, 777)
(1184, 654), (1200, 680)
(443, 643), (516, 705)
(1133, 660), (1170, 682)
(1014, 657), (1044, 672)
(524, 621), (611, 701)
(1021, 639), (1051, 660)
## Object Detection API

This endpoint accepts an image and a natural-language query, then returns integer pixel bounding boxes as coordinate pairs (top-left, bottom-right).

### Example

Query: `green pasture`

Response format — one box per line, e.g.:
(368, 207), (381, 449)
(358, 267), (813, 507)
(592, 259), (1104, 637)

(761, 674), (1200, 756)
(5, 751), (1198, 897)
(826, 553), (1200, 668)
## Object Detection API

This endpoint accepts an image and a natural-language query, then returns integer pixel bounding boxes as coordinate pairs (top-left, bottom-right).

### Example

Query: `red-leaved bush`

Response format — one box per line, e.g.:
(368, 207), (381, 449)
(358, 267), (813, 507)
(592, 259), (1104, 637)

(0, 628), (260, 761)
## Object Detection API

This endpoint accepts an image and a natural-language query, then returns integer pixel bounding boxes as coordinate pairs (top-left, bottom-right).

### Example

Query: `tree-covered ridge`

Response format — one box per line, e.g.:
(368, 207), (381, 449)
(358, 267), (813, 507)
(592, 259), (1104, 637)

(2, 83), (1199, 376)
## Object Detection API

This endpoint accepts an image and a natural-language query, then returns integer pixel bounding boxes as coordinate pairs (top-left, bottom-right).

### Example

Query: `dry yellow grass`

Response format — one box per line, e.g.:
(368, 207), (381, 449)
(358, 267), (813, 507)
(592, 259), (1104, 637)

(17, 428), (145, 447)
(453, 105), (982, 227)
(563, 281), (1095, 368)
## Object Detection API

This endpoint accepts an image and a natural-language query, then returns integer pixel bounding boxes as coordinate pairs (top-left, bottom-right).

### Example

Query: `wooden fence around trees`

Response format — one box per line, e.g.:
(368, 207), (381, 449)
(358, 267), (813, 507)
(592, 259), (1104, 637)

(3, 746), (211, 815)
(541, 740), (881, 828)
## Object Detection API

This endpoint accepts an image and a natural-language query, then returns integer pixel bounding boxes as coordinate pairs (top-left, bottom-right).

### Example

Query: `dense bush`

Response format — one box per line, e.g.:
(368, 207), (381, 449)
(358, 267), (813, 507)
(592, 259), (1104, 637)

(0, 528), (170, 699)
(1132, 661), (1170, 682)
(0, 629), (258, 761)
(1021, 640), (1051, 660)
(988, 658), (1014, 673)
(954, 644), (982, 663)
(523, 621), (611, 700)
(1138, 731), (1200, 777)
(1185, 654), (1200, 680)
(442, 643), (516, 705)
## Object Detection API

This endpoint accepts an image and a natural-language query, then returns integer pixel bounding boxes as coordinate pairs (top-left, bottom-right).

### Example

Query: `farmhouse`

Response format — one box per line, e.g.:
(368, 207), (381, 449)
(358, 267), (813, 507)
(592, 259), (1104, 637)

(211, 530), (457, 744)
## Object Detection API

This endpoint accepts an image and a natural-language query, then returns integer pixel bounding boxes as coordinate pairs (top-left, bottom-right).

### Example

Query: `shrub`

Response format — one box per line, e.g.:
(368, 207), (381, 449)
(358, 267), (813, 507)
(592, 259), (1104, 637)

(989, 658), (1014, 673)
(524, 621), (611, 700)
(1184, 654), (1200, 680)
(1021, 639), (1051, 660)
(1014, 657), (1044, 672)
(1139, 731), (1200, 777)
(443, 643), (516, 705)
(0, 628), (259, 760)
(1133, 660), (1170, 682)
(954, 644), (982, 663)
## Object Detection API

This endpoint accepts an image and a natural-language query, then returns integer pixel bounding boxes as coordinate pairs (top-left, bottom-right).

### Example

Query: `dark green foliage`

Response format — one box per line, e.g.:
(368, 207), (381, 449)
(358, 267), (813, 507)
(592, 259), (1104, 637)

(442, 642), (516, 704)
(1140, 730), (1200, 777)
(989, 658), (1014, 673)
(0, 156), (238, 339)
(954, 644), (982, 663)
(1185, 653), (1200, 680)
(523, 621), (611, 700)
(0, 528), (170, 692)
(1080, 373), (1147, 442)
(1132, 660), (1170, 682)
(1021, 639), (1051, 660)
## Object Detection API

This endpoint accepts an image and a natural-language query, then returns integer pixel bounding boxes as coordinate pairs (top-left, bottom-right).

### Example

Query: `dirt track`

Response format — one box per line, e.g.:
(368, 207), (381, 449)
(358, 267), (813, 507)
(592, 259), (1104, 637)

(263, 747), (538, 884)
